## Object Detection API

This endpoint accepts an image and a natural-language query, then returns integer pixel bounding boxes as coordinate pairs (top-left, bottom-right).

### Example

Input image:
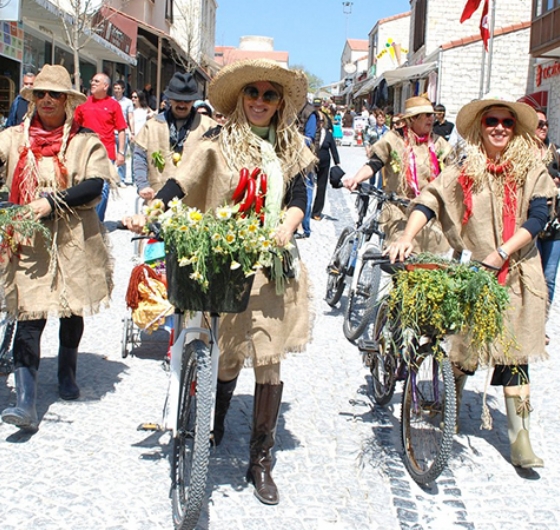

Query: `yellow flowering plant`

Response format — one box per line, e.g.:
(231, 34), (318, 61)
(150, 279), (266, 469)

(144, 199), (277, 293)
(387, 254), (511, 354)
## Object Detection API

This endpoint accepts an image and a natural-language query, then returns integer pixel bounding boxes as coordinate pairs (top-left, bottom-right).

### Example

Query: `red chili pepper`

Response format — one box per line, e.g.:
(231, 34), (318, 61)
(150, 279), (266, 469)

(232, 167), (249, 203)
(255, 194), (264, 214)
(250, 167), (261, 180)
(238, 178), (256, 213)
(259, 173), (267, 195)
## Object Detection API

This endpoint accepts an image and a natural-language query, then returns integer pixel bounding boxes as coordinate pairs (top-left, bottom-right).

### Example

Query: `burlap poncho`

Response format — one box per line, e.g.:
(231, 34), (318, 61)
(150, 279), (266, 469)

(173, 136), (315, 368)
(0, 126), (113, 320)
(414, 163), (556, 370)
(134, 112), (216, 193)
(372, 129), (452, 253)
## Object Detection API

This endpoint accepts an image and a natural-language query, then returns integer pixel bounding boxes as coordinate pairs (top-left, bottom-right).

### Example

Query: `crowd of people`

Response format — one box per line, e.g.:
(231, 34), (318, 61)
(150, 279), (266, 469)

(0, 60), (557, 509)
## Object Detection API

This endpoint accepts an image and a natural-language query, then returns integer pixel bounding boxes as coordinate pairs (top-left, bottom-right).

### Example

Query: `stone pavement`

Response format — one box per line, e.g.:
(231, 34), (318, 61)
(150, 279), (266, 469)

(1, 145), (559, 530)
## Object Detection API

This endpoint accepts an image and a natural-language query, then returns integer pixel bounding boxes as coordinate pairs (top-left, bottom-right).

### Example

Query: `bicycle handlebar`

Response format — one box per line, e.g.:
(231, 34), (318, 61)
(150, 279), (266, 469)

(116, 220), (163, 242)
(354, 183), (410, 208)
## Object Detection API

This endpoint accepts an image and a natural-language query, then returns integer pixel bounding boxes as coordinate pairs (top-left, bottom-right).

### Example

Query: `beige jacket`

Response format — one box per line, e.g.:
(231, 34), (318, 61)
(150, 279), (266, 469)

(0, 125), (113, 320)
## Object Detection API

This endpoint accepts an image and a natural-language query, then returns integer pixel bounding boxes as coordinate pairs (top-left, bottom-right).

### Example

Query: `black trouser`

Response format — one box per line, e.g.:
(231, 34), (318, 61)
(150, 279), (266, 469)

(491, 364), (529, 386)
(311, 162), (329, 218)
(13, 315), (84, 370)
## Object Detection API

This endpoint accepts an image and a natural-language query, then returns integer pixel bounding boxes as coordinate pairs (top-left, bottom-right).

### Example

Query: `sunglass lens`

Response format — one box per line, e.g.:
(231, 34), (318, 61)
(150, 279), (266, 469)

(503, 118), (515, 128)
(243, 86), (260, 100)
(484, 117), (499, 127)
(263, 90), (280, 104)
(538, 120), (549, 128)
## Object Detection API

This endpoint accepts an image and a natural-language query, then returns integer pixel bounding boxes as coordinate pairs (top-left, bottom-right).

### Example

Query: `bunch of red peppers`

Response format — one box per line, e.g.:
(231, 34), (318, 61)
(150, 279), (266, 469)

(232, 167), (267, 223)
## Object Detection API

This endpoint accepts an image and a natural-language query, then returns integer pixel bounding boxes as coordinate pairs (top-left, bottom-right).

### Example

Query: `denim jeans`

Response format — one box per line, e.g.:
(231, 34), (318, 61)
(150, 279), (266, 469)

(115, 134), (129, 184)
(301, 172), (314, 236)
(538, 237), (560, 304)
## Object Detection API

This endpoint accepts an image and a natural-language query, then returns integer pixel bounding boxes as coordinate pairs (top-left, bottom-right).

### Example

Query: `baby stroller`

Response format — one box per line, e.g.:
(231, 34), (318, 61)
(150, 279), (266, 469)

(121, 239), (174, 358)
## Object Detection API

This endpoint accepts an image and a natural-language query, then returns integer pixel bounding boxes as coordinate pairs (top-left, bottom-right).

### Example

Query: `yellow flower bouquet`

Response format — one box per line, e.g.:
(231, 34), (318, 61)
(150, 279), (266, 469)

(145, 199), (279, 313)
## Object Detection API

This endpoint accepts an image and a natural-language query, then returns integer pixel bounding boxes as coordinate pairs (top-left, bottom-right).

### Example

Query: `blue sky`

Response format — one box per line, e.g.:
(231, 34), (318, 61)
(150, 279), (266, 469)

(215, 0), (411, 86)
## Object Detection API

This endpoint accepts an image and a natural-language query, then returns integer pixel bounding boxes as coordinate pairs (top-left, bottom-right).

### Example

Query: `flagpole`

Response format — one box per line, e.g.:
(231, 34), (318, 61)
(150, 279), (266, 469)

(479, 42), (486, 98)
(485, 0), (496, 93)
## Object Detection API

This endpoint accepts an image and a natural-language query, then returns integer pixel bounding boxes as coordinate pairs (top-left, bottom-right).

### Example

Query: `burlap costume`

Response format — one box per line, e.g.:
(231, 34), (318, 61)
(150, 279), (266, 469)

(414, 163), (556, 371)
(134, 112), (216, 194)
(372, 129), (452, 252)
(174, 136), (315, 368)
(0, 126), (113, 320)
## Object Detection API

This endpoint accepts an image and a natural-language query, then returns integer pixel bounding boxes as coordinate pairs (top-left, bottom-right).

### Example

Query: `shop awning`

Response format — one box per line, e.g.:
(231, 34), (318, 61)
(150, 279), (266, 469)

(382, 61), (438, 87)
(354, 76), (379, 97)
(517, 91), (548, 110)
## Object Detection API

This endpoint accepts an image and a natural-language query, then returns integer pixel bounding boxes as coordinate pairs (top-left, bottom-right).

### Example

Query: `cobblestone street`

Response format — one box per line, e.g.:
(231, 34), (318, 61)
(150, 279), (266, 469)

(1, 145), (558, 530)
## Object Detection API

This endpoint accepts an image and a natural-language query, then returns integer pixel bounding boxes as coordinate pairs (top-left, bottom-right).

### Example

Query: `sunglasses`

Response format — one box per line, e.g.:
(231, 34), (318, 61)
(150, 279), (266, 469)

(33, 90), (64, 100)
(131, 95), (138, 99)
(242, 85), (281, 104)
(537, 120), (549, 129)
(483, 116), (516, 129)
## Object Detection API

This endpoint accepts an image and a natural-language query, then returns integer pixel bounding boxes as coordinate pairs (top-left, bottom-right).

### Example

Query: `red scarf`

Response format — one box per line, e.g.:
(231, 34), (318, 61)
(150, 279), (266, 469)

(458, 160), (516, 285)
(403, 127), (441, 197)
(9, 116), (79, 205)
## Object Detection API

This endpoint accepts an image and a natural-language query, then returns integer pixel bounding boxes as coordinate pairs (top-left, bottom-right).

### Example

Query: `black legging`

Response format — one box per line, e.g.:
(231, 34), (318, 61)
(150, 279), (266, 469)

(13, 315), (84, 370)
(491, 364), (529, 386)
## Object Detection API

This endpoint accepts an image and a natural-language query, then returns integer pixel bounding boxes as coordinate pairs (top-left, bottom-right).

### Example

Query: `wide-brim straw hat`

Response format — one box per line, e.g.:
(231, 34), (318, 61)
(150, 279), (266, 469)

(21, 64), (86, 105)
(402, 96), (434, 119)
(209, 59), (308, 116)
(456, 93), (537, 141)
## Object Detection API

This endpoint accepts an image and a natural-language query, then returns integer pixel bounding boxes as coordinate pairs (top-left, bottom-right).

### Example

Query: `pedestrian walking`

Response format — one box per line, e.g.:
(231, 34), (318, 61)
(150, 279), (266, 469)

(124, 58), (315, 505)
(113, 79), (135, 186)
(5, 72), (35, 128)
(0, 65), (113, 432)
(387, 95), (556, 470)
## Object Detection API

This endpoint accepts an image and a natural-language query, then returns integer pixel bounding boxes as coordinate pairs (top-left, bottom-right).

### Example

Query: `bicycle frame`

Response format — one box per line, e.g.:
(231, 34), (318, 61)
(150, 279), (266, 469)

(164, 311), (220, 437)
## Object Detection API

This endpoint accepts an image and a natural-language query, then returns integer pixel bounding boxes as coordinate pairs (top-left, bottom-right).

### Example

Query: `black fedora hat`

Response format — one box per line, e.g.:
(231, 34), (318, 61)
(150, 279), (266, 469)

(164, 72), (202, 101)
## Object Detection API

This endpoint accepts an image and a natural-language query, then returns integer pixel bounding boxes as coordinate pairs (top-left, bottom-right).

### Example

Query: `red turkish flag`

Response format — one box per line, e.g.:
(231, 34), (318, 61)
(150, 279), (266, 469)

(480, 0), (490, 50)
(460, 0), (483, 23)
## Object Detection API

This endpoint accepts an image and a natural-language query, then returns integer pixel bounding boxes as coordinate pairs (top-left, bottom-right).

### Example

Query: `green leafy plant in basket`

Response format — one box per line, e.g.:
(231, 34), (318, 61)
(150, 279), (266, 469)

(144, 198), (285, 294)
(387, 253), (511, 354)
(0, 204), (52, 262)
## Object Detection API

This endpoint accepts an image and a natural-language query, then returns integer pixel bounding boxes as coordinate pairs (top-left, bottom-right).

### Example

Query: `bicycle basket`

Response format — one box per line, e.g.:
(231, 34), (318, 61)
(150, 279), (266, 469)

(165, 251), (254, 313)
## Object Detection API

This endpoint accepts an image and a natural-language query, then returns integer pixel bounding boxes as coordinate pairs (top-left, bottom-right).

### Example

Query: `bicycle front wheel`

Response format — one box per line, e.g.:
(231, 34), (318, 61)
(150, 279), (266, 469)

(0, 313), (15, 375)
(401, 347), (456, 484)
(367, 298), (398, 406)
(171, 339), (212, 530)
(325, 226), (354, 307)
(343, 250), (382, 342)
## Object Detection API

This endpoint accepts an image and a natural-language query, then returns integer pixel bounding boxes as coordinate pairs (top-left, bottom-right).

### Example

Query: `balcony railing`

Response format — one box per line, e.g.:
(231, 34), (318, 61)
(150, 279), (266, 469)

(531, 5), (560, 56)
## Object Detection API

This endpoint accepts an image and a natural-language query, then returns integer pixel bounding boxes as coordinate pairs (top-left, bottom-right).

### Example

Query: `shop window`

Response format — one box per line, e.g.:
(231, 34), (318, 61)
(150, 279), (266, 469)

(166, 0), (174, 23)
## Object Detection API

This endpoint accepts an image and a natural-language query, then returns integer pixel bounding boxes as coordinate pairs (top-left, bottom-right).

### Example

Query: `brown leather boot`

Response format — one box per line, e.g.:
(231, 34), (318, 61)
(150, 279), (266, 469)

(212, 377), (238, 446)
(246, 382), (283, 505)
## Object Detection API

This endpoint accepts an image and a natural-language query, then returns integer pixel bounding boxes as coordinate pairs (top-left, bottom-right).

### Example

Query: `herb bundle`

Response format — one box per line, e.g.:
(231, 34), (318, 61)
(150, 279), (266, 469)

(388, 255), (510, 352)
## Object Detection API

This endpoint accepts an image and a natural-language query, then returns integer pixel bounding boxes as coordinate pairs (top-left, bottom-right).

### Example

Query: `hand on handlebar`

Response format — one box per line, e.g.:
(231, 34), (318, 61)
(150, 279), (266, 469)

(122, 213), (147, 234)
(384, 239), (414, 263)
(342, 176), (359, 191)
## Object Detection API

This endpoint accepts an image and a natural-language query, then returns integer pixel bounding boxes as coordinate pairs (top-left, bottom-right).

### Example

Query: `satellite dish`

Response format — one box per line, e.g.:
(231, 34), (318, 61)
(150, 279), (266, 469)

(343, 63), (357, 74)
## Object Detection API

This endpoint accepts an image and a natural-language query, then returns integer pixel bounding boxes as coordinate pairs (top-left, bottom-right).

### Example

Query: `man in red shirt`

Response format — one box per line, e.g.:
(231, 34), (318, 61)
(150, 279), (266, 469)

(75, 73), (127, 221)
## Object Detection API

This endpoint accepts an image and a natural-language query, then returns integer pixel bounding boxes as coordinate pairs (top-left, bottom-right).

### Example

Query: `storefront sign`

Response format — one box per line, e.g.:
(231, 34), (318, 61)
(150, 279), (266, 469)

(536, 62), (560, 87)
(92, 13), (132, 55)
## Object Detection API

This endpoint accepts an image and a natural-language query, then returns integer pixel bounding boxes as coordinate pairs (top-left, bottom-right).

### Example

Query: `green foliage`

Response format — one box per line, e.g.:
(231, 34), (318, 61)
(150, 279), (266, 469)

(291, 64), (323, 92)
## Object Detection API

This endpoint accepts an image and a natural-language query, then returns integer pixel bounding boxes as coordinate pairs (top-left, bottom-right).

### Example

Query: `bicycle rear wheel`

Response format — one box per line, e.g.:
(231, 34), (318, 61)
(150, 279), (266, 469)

(171, 339), (212, 530)
(0, 313), (15, 375)
(325, 226), (354, 307)
(367, 298), (398, 406)
(343, 249), (382, 342)
(401, 347), (456, 484)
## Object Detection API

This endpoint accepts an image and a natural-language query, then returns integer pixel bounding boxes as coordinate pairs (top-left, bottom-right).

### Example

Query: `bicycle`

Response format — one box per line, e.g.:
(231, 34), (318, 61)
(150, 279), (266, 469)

(0, 313), (15, 375)
(123, 223), (253, 530)
(359, 257), (456, 485)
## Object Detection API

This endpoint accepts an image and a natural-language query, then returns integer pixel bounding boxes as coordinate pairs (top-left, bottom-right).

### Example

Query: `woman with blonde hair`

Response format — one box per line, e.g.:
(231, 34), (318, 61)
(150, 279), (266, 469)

(0, 65), (113, 431)
(388, 95), (556, 469)
(124, 59), (315, 504)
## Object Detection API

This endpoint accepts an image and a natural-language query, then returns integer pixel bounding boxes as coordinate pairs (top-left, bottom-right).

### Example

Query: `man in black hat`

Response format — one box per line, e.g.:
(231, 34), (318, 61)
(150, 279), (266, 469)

(133, 72), (216, 200)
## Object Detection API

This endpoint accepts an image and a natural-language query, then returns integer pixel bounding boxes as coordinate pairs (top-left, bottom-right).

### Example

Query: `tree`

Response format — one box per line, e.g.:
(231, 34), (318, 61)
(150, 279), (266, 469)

(291, 64), (323, 93)
(52, 0), (130, 89)
(170, 0), (203, 72)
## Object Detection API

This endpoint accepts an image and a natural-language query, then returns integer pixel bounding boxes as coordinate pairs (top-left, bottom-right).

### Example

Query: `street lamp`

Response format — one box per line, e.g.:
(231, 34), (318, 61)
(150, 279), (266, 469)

(342, 1), (353, 40)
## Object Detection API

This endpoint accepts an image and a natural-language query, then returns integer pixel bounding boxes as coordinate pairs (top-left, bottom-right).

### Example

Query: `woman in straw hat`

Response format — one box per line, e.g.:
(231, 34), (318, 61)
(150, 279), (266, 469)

(344, 96), (452, 253)
(387, 95), (556, 469)
(124, 59), (315, 504)
(0, 65), (113, 431)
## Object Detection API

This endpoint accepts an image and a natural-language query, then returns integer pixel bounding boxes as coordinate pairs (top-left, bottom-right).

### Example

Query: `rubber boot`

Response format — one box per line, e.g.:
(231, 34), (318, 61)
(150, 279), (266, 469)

(454, 373), (468, 434)
(246, 382), (283, 505)
(1, 366), (39, 431)
(505, 392), (543, 469)
(58, 347), (80, 400)
(212, 377), (238, 446)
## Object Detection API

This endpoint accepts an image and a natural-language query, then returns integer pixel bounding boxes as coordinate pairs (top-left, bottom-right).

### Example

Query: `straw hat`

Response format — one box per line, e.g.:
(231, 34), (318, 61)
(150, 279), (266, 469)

(21, 64), (86, 105)
(209, 59), (308, 116)
(456, 93), (538, 141)
(402, 96), (434, 119)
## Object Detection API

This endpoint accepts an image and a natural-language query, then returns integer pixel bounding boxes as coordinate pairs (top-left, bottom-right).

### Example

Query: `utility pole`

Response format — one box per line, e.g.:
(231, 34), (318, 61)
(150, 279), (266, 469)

(342, 2), (353, 41)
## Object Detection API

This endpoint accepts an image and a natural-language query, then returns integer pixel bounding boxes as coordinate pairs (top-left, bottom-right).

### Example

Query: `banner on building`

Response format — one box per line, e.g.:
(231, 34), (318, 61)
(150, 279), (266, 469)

(0, 0), (21, 22)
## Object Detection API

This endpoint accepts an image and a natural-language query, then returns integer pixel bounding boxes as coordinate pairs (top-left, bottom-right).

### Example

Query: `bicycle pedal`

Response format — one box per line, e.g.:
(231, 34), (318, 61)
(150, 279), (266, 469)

(358, 339), (378, 352)
(137, 422), (163, 432)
